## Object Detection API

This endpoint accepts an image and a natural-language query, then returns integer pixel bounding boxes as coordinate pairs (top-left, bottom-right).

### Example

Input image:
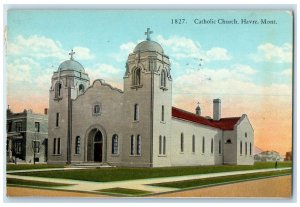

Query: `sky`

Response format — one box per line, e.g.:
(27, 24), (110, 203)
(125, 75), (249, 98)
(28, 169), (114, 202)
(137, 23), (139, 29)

(6, 10), (293, 155)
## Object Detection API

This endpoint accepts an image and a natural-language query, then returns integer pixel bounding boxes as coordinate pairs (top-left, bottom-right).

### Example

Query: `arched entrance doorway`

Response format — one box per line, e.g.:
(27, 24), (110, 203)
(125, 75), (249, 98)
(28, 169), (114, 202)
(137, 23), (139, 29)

(94, 130), (103, 162)
(86, 128), (105, 162)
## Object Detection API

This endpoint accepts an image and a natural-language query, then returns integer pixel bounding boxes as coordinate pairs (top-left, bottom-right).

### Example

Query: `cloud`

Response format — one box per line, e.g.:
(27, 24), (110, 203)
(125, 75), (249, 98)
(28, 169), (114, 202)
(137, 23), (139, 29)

(155, 35), (231, 62)
(73, 46), (94, 60)
(7, 35), (95, 60)
(85, 63), (123, 88)
(173, 65), (291, 99)
(250, 43), (292, 63)
(231, 64), (257, 75)
(280, 68), (292, 77)
(7, 57), (40, 82)
(109, 41), (141, 63)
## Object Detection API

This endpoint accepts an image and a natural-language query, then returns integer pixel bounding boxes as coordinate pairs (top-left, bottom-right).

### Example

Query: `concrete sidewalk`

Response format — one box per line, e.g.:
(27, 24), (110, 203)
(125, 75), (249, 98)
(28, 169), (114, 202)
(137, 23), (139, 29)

(6, 167), (291, 195)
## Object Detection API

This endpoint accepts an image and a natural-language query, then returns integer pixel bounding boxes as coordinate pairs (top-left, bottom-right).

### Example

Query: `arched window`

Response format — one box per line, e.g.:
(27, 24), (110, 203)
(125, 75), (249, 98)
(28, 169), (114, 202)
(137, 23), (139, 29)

(211, 138), (214, 154)
(240, 141), (243, 155)
(245, 142), (247, 155)
(250, 142), (252, 155)
(159, 135), (162, 155)
(112, 134), (118, 154)
(136, 135), (141, 155)
(192, 135), (195, 153)
(161, 105), (165, 122)
(134, 104), (139, 121)
(130, 135), (135, 155)
(202, 136), (205, 154)
(163, 136), (166, 155)
(132, 68), (141, 86)
(180, 133), (184, 152)
(75, 136), (80, 154)
(219, 140), (221, 154)
(79, 84), (84, 94)
(55, 82), (62, 98)
(160, 70), (166, 87)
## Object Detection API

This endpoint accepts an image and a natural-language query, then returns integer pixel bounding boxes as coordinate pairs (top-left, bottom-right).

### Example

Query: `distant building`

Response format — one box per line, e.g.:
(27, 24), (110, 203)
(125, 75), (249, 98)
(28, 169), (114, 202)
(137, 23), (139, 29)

(285, 151), (292, 161)
(6, 107), (48, 163)
(254, 151), (284, 162)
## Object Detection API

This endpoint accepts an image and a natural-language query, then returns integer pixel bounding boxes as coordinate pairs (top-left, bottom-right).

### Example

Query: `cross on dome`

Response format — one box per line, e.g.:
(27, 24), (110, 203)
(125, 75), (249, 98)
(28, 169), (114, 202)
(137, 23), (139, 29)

(145, 28), (153, 41)
(69, 49), (75, 60)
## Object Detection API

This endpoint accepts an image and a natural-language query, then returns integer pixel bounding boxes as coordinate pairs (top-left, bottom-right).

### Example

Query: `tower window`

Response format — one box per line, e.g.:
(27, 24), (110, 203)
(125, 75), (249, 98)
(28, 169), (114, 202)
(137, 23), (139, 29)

(245, 132), (247, 138)
(132, 68), (141, 86)
(160, 70), (166, 87)
(112, 134), (118, 155)
(75, 136), (80, 154)
(159, 135), (162, 155)
(130, 135), (135, 155)
(56, 113), (59, 127)
(53, 138), (56, 154)
(136, 135), (141, 155)
(250, 142), (252, 155)
(57, 138), (61, 154)
(161, 105), (165, 122)
(134, 104), (139, 121)
(180, 133), (184, 153)
(163, 136), (166, 155)
(79, 84), (85, 94)
(55, 82), (62, 98)
(245, 142), (248, 155)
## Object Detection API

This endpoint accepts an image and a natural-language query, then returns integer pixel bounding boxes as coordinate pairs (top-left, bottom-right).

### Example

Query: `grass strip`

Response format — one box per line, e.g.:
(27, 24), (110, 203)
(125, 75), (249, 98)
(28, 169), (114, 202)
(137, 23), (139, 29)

(97, 187), (152, 196)
(7, 164), (65, 171)
(150, 169), (292, 189)
(13, 162), (292, 182)
(6, 178), (73, 187)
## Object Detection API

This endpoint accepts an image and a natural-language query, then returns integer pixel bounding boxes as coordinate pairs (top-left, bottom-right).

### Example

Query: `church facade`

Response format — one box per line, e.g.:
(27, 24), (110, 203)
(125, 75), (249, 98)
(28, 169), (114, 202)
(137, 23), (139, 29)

(48, 29), (254, 167)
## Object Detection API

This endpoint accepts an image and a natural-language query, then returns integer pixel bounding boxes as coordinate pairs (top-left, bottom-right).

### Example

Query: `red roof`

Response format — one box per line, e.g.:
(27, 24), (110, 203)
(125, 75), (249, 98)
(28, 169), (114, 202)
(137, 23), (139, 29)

(172, 107), (241, 130)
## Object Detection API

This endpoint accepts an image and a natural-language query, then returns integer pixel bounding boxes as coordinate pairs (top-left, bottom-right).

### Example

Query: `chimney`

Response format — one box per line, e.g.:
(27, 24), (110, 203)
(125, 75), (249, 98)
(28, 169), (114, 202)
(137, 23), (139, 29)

(44, 108), (48, 115)
(195, 102), (201, 116)
(213, 98), (221, 121)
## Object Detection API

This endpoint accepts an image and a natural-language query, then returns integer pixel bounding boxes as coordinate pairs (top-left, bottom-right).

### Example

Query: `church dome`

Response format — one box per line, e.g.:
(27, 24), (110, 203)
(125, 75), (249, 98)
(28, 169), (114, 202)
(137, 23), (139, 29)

(58, 59), (85, 72)
(133, 40), (164, 54)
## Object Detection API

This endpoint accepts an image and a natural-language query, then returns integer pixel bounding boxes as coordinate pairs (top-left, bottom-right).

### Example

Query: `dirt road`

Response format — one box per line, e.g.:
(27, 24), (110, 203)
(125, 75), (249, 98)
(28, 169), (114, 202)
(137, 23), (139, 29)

(6, 175), (291, 198)
(153, 175), (292, 198)
(6, 187), (111, 198)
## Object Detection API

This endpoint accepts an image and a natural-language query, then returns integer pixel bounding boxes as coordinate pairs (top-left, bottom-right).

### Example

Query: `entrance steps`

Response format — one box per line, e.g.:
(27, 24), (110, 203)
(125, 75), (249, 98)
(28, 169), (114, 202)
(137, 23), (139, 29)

(72, 162), (115, 169)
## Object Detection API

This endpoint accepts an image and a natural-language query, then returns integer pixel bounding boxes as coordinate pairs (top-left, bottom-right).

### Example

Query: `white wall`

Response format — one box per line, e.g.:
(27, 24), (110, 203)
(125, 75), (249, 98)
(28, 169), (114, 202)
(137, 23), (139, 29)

(170, 118), (223, 166)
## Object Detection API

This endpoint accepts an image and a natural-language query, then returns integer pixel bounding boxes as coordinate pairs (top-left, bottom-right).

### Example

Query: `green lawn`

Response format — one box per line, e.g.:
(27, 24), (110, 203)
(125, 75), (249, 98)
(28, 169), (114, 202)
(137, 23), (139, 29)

(7, 164), (65, 171)
(13, 162), (292, 182)
(97, 187), (152, 196)
(150, 169), (292, 189)
(6, 178), (72, 187)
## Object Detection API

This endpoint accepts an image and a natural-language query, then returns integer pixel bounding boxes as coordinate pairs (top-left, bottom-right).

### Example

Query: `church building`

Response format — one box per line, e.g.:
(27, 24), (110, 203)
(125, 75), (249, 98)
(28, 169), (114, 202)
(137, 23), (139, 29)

(48, 29), (254, 167)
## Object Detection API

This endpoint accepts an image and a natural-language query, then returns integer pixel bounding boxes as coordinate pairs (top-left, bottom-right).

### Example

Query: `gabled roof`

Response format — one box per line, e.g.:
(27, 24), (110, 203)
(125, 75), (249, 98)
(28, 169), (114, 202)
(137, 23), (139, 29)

(172, 107), (241, 130)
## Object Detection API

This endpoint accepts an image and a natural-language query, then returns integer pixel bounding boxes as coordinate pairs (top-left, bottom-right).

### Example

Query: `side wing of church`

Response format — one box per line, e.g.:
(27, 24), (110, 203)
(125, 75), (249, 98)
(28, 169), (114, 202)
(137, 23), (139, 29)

(48, 29), (254, 167)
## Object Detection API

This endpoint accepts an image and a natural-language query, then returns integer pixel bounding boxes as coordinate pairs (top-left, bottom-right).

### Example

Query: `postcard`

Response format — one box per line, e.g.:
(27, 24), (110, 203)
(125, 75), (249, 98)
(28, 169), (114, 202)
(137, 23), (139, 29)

(5, 9), (293, 199)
